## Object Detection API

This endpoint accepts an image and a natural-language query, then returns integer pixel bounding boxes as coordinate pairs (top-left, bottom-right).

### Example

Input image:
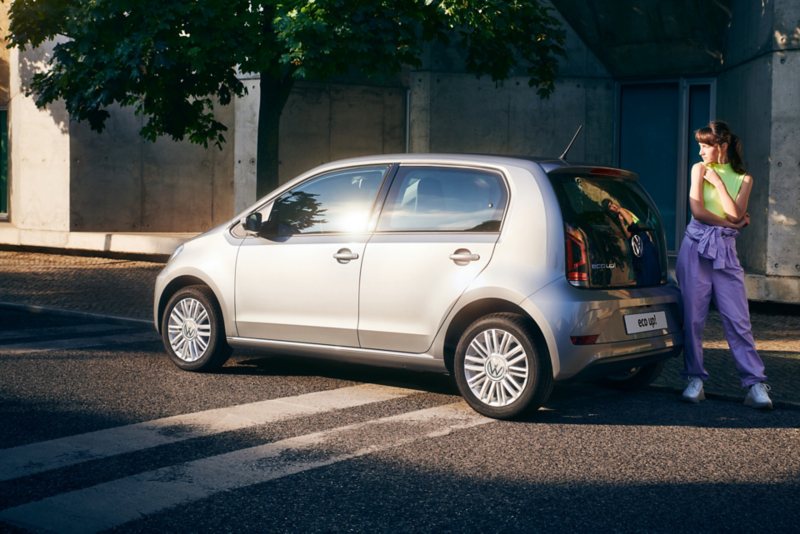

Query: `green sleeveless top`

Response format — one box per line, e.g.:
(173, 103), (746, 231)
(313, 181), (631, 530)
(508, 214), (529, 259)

(702, 163), (745, 220)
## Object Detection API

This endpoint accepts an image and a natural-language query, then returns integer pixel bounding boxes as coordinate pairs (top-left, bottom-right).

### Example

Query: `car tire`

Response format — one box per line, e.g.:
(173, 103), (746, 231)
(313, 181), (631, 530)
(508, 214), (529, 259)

(161, 286), (232, 372)
(595, 360), (665, 391)
(454, 313), (554, 420)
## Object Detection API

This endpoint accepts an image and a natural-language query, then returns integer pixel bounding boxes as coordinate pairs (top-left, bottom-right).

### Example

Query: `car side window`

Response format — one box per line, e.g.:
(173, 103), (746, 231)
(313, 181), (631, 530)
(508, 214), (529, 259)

(267, 166), (389, 235)
(376, 167), (508, 232)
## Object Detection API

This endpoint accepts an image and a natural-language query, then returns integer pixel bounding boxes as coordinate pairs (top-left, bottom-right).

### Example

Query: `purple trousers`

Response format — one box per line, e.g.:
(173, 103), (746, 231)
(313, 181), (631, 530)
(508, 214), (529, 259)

(676, 219), (766, 387)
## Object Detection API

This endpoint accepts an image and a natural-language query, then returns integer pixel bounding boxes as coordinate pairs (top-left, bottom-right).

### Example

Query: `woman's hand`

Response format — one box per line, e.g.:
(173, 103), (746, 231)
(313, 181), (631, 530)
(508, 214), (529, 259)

(733, 212), (750, 229)
(703, 165), (724, 188)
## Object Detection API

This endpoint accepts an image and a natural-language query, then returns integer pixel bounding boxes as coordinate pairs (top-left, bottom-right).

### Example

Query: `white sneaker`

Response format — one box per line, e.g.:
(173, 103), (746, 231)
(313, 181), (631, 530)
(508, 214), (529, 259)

(681, 377), (705, 403)
(744, 383), (773, 410)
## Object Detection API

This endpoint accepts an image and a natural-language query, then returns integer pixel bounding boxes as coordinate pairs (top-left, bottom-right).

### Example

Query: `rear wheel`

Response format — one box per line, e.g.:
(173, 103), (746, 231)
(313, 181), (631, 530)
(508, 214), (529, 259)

(162, 286), (232, 372)
(454, 313), (553, 420)
(596, 360), (665, 391)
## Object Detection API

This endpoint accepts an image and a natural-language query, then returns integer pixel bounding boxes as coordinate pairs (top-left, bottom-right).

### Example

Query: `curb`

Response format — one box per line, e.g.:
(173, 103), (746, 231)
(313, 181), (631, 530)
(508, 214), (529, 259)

(647, 384), (800, 411)
(0, 244), (170, 264)
(0, 302), (154, 330)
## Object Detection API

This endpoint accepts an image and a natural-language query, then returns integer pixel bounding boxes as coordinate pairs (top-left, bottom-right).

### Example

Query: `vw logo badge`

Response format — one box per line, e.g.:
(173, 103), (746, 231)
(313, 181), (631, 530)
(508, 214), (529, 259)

(182, 321), (197, 340)
(631, 234), (643, 258)
(485, 356), (506, 381)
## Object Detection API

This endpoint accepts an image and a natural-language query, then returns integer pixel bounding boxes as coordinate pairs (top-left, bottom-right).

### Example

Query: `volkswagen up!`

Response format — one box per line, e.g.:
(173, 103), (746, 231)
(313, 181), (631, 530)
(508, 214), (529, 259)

(154, 155), (684, 419)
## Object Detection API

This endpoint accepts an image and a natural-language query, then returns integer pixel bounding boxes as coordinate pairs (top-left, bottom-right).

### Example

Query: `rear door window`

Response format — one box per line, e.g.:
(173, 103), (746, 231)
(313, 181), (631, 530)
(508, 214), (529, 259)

(377, 166), (507, 232)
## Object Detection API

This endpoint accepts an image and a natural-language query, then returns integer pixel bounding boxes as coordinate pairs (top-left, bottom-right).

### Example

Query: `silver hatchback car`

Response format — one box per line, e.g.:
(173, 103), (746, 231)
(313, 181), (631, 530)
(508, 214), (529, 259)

(154, 154), (684, 419)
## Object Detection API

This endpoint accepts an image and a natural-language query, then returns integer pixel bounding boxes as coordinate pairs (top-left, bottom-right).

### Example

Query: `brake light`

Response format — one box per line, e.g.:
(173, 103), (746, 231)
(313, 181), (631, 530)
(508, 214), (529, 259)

(570, 335), (599, 345)
(566, 227), (589, 287)
(590, 168), (621, 176)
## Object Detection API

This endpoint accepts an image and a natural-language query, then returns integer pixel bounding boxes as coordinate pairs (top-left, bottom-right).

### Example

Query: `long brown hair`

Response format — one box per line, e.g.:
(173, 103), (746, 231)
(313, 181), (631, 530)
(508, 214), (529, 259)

(695, 120), (746, 174)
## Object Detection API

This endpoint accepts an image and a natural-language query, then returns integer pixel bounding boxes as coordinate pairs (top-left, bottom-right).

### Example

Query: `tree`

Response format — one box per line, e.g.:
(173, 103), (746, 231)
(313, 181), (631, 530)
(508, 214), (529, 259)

(6, 0), (566, 198)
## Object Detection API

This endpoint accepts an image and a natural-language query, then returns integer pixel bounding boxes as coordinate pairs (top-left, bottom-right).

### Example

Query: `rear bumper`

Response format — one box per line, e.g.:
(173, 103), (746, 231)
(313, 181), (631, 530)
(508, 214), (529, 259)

(522, 277), (684, 380)
(557, 332), (684, 382)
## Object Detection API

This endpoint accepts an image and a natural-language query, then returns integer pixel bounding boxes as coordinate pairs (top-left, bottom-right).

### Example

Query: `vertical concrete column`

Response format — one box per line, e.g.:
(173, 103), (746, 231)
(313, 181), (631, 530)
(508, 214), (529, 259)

(409, 71), (431, 154)
(408, 44), (433, 154)
(233, 78), (260, 213)
(765, 13), (800, 279)
(8, 41), (71, 231)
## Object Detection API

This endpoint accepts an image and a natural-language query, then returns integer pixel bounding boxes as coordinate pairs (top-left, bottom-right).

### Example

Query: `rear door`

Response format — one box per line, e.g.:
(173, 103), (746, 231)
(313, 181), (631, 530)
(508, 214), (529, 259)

(358, 165), (508, 353)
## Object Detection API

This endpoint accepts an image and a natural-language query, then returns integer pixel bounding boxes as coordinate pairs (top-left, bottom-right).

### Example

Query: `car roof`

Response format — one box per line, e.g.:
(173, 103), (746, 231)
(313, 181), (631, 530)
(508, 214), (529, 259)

(320, 153), (586, 174)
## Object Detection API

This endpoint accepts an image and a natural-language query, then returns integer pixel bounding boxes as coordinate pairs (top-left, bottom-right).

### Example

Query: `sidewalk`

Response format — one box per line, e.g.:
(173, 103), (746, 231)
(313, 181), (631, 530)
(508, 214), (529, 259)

(1, 250), (799, 406)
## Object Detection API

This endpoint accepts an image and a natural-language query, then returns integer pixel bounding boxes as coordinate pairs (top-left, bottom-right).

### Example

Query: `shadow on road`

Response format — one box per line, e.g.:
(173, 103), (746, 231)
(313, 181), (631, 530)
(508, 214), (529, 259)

(226, 352), (800, 431)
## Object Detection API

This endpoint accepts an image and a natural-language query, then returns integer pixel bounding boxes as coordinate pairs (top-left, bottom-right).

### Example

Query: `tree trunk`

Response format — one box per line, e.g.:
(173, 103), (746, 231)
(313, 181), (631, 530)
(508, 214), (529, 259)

(256, 72), (294, 199)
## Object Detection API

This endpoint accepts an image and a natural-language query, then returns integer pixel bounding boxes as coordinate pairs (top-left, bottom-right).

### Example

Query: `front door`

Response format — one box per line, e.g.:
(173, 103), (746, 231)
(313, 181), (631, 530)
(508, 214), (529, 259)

(235, 165), (390, 346)
(358, 165), (509, 353)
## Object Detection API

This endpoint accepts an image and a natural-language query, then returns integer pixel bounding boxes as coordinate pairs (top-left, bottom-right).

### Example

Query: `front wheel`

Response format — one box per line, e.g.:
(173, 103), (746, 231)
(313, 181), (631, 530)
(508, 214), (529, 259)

(454, 313), (554, 420)
(162, 286), (232, 372)
(595, 360), (665, 391)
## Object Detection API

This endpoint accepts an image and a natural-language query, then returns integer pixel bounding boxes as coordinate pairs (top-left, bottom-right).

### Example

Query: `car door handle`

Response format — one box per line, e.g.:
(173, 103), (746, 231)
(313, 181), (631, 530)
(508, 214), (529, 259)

(333, 249), (359, 263)
(449, 250), (480, 263)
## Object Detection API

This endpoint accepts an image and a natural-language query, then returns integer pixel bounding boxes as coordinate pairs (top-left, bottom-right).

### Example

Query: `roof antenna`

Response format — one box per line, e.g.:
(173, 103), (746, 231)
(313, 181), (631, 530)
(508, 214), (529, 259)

(559, 125), (583, 160)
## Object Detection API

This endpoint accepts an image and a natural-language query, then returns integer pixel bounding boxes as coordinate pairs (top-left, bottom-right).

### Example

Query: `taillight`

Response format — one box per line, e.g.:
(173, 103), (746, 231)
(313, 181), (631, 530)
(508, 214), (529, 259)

(566, 226), (589, 287)
(570, 335), (599, 345)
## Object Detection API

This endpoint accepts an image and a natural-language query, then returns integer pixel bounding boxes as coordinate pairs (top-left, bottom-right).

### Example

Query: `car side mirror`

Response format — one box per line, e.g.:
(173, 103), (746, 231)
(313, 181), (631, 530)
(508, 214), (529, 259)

(240, 212), (262, 235)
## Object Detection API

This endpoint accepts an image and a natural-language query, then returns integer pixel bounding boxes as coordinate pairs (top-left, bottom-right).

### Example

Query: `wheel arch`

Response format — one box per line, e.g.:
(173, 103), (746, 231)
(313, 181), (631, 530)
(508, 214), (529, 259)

(442, 298), (550, 376)
(157, 275), (213, 334)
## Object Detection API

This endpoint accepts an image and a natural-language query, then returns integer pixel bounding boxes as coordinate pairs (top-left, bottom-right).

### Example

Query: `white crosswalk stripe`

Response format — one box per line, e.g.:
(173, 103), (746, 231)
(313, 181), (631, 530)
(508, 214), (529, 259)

(0, 331), (159, 353)
(0, 402), (489, 534)
(0, 384), (417, 481)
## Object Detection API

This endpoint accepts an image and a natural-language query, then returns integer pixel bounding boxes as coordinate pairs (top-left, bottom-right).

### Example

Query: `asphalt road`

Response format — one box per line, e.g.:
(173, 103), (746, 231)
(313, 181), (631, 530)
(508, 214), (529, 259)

(1, 309), (799, 533)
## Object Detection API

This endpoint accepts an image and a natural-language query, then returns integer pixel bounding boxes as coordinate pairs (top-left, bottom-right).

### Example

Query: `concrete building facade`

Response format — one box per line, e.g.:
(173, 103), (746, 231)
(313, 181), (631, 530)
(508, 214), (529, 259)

(0, 0), (798, 303)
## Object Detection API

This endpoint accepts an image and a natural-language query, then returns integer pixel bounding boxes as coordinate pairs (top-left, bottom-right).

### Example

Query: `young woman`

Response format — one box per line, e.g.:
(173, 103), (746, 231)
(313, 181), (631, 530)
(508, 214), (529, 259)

(676, 120), (772, 409)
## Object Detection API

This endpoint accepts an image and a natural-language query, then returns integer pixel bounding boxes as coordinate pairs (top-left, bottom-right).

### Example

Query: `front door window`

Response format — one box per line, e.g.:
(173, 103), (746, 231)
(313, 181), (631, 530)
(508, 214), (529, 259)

(268, 166), (387, 235)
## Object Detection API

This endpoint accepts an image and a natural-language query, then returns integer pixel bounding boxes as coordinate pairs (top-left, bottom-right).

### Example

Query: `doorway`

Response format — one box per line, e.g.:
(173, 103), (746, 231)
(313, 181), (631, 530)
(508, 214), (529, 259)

(615, 79), (715, 253)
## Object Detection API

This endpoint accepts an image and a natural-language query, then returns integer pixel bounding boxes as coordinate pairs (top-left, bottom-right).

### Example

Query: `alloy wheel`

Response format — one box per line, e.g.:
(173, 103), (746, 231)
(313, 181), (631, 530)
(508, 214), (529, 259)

(463, 328), (529, 407)
(167, 298), (212, 362)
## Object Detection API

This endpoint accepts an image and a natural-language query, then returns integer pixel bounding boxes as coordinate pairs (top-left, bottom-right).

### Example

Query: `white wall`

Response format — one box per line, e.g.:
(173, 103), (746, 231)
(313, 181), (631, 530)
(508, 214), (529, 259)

(9, 41), (71, 231)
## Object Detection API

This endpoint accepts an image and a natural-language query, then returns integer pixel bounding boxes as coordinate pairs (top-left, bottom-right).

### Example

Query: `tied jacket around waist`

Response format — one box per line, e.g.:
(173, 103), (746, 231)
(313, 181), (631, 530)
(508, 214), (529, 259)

(684, 218), (740, 270)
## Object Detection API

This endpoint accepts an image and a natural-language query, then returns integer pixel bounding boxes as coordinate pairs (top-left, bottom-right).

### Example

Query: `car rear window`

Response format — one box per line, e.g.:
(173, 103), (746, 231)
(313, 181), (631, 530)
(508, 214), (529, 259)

(548, 171), (668, 288)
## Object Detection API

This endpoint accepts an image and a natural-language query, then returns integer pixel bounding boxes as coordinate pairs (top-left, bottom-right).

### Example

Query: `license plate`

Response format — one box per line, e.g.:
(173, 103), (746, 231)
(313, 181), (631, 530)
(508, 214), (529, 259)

(624, 311), (668, 334)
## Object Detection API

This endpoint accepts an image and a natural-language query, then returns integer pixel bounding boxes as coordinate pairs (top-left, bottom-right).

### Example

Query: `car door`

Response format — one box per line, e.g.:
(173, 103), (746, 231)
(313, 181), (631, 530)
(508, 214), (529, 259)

(358, 165), (509, 353)
(235, 165), (390, 346)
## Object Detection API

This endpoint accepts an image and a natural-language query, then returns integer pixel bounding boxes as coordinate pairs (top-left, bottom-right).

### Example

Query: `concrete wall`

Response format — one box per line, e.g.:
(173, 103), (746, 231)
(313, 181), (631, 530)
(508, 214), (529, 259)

(717, 0), (800, 282)
(69, 104), (235, 233)
(8, 41), (71, 231)
(766, 0), (800, 279)
(8, 37), (237, 234)
(714, 0), (800, 301)
(233, 80), (407, 213)
(410, 0), (615, 164)
(716, 62), (773, 273)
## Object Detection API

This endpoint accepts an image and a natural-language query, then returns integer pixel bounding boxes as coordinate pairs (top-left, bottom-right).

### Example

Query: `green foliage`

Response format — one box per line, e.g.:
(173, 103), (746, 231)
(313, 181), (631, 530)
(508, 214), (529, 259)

(6, 0), (566, 149)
